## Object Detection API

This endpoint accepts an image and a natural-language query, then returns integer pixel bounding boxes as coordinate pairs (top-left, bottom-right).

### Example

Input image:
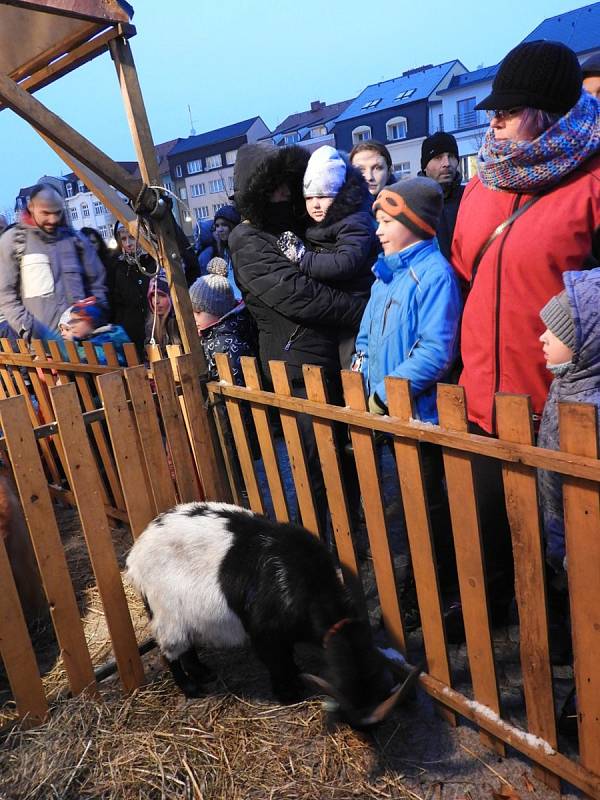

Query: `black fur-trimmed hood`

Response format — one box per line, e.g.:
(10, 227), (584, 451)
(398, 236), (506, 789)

(234, 144), (310, 231)
(310, 165), (372, 229)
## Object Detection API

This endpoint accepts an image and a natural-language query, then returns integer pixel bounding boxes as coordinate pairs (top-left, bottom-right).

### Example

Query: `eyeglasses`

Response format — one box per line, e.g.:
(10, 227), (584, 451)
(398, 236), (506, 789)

(486, 107), (524, 121)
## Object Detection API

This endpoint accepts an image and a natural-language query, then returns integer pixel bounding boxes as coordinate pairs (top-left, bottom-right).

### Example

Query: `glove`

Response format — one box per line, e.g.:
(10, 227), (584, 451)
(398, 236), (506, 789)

(368, 392), (388, 415)
(277, 231), (306, 263)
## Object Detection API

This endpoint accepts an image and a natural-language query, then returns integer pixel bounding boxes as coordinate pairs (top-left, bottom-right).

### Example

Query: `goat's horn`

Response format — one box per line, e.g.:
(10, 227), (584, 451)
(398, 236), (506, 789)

(358, 662), (422, 727)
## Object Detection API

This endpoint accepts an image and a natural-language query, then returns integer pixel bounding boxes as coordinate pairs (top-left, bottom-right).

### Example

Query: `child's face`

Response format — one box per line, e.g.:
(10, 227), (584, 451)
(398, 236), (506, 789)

(66, 316), (93, 339)
(375, 210), (416, 255)
(214, 220), (232, 242)
(305, 196), (335, 222)
(59, 323), (74, 341)
(151, 291), (171, 316)
(539, 328), (573, 366)
(193, 309), (220, 333)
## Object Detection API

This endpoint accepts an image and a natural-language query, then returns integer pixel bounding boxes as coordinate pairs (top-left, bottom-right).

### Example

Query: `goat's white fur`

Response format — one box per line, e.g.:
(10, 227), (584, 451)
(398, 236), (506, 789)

(126, 503), (249, 660)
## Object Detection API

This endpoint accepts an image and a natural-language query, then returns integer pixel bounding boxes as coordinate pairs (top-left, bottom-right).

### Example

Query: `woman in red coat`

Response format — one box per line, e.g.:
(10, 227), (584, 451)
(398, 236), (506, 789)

(451, 40), (600, 624)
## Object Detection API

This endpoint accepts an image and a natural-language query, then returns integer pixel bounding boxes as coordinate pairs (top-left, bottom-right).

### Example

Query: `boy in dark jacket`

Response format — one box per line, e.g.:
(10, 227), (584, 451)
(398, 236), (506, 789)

(278, 145), (377, 367)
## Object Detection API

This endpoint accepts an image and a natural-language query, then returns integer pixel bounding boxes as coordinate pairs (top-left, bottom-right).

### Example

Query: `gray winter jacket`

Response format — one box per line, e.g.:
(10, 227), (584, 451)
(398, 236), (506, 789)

(537, 267), (600, 571)
(0, 223), (107, 339)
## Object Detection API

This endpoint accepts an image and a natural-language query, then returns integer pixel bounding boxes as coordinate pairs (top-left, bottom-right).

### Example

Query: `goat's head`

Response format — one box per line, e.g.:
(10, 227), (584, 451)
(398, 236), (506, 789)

(301, 619), (421, 728)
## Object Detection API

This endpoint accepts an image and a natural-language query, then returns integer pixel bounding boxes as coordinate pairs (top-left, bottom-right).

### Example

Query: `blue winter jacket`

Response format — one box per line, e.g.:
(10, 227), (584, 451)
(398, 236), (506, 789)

(537, 268), (600, 571)
(74, 323), (132, 366)
(354, 239), (461, 423)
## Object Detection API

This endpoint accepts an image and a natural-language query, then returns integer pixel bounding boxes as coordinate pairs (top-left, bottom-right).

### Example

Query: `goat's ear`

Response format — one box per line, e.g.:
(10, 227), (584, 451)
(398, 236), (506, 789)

(359, 662), (422, 727)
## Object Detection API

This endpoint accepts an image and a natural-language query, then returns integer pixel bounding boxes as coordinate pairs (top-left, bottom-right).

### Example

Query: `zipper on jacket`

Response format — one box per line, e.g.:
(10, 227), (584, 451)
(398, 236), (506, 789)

(492, 194), (522, 430)
(284, 325), (304, 351)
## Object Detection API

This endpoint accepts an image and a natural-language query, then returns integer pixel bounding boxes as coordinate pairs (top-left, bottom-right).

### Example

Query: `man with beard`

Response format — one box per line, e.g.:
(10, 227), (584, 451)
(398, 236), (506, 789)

(0, 184), (107, 342)
(419, 132), (464, 260)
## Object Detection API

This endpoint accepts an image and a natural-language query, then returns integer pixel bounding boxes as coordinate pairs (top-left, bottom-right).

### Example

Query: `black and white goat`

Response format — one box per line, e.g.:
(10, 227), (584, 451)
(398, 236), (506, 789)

(126, 502), (419, 728)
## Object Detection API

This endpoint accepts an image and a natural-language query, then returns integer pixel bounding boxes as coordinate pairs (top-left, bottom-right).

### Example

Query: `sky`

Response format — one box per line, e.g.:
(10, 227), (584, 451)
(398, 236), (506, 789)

(0, 0), (590, 215)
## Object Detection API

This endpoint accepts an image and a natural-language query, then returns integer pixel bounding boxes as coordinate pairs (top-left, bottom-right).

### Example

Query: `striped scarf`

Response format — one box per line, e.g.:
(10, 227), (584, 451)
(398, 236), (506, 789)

(477, 91), (600, 192)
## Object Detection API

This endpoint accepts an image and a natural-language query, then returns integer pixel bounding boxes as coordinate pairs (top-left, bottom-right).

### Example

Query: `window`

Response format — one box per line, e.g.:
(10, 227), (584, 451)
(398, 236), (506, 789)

(77, 181), (85, 194)
(93, 200), (106, 215)
(175, 165), (183, 178)
(66, 184), (73, 198)
(310, 125), (327, 138)
(187, 159), (202, 174)
(456, 97), (476, 129)
(163, 179), (173, 192)
(438, 113), (444, 132)
(393, 161), (411, 179)
(284, 132), (300, 144)
(386, 116), (408, 141)
(98, 225), (109, 239)
(361, 98), (381, 109)
(225, 149), (237, 165)
(195, 206), (209, 219)
(227, 175), (235, 193)
(394, 88), (416, 101)
(205, 154), (222, 170)
(190, 182), (206, 197)
(180, 187), (187, 200)
(459, 154), (477, 181)
(81, 203), (90, 218)
(70, 207), (78, 221)
(351, 125), (372, 144)
(212, 203), (222, 214)
(208, 178), (225, 193)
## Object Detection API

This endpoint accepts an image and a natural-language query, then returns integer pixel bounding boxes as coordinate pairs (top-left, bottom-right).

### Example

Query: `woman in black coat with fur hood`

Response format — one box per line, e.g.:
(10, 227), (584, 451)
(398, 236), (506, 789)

(229, 143), (366, 532)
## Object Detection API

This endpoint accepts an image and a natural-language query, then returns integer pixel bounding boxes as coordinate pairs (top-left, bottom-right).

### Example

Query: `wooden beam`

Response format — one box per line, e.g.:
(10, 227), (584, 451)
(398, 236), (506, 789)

(0, 0), (132, 24)
(0, 70), (142, 199)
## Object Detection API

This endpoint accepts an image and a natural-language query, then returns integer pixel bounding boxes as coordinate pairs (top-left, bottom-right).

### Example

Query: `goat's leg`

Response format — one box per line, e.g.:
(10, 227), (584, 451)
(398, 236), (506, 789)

(166, 646), (214, 697)
(180, 647), (216, 684)
(252, 636), (304, 703)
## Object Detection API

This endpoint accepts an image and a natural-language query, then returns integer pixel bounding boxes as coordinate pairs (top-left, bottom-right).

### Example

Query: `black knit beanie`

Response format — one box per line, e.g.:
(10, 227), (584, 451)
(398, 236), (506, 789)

(476, 40), (582, 114)
(421, 133), (459, 172)
(373, 178), (443, 240)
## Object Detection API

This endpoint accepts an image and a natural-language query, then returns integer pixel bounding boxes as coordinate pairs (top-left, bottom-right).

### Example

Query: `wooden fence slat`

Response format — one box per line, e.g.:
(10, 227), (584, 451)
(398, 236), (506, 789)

(242, 357), (290, 523)
(0, 395), (96, 697)
(495, 394), (559, 792)
(64, 339), (126, 511)
(269, 360), (321, 537)
(50, 382), (145, 692)
(178, 353), (231, 503)
(437, 383), (504, 755)
(303, 365), (365, 614)
(341, 370), (406, 653)
(0, 534), (48, 725)
(123, 342), (140, 367)
(152, 358), (200, 505)
(214, 353), (265, 514)
(386, 377), (455, 725)
(560, 402), (600, 773)
(124, 365), (177, 515)
(101, 342), (119, 368)
(96, 371), (156, 538)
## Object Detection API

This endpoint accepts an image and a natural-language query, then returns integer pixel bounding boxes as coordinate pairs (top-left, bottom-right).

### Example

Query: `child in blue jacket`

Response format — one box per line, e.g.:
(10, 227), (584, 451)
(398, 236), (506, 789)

(59, 296), (131, 365)
(353, 177), (463, 636)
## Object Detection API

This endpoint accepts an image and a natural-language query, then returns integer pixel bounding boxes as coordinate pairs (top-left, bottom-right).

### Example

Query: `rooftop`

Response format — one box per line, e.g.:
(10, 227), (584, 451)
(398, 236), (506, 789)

(522, 2), (600, 55)
(271, 99), (352, 136)
(168, 118), (264, 156)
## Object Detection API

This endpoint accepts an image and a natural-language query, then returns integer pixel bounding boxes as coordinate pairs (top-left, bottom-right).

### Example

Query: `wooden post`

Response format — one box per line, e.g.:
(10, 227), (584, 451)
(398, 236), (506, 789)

(495, 394), (559, 792)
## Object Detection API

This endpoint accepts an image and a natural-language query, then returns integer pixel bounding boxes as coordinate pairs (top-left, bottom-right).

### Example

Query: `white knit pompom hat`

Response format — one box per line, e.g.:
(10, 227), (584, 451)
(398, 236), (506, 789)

(303, 145), (346, 198)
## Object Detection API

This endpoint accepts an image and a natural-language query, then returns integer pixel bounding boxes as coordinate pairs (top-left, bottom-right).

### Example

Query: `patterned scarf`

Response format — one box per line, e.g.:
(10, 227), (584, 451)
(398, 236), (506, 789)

(477, 90), (600, 192)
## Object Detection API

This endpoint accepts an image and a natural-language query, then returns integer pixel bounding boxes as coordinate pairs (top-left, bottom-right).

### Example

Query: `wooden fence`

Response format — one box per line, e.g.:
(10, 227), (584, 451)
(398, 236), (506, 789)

(207, 354), (600, 800)
(0, 341), (599, 797)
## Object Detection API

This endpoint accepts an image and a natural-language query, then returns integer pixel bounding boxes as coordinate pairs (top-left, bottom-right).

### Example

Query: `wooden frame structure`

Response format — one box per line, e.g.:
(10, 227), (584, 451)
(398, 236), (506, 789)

(0, 0), (228, 500)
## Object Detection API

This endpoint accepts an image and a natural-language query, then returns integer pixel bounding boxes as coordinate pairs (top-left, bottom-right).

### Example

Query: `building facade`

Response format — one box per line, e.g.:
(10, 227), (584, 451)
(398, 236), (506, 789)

(265, 99), (352, 153)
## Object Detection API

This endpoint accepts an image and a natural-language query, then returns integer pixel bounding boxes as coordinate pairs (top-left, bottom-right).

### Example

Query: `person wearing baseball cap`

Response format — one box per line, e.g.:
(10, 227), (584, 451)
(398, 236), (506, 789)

(419, 132), (464, 259)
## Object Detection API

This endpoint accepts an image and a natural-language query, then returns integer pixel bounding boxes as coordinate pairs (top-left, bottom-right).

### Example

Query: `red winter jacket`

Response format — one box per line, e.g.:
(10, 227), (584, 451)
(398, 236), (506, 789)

(452, 152), (600, 433)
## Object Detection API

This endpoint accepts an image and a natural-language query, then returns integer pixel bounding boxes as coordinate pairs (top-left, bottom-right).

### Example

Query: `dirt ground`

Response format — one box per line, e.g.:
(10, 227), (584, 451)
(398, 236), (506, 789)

(0, 451), (583, 800)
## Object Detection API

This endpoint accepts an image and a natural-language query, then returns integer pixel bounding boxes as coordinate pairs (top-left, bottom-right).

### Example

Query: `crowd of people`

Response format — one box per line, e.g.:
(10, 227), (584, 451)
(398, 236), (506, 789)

(0, 40), (599, 667)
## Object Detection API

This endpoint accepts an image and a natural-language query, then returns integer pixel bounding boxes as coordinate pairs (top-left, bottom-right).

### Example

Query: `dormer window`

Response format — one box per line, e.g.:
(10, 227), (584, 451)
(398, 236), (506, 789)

(386, 116), (408, 141)
(284, 132), (300, 144)
(394, 89), (416, 101)
(310, 125), (327, 138)
(361, 98), (381, 109)
(352, 125), (372, 144)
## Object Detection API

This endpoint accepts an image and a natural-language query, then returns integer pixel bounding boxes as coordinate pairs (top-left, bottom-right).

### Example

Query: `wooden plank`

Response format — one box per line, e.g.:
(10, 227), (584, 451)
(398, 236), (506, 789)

(386, 377), (455, 725)
(124, 365), (177, 515)
(4, 1), (131, 24)
(0, 395), (96, 697)
(178, 353), (231, 502)
(341, 370), (406, 653)
(495, 394), (559, 792)
(50, 382), (145, 692)
(96, 371), (155, 539)
(560, 402), (600, 773)
(123, 342), (139, 367)
(437, 384), (504, 754)
(242, 357), (290, 523)
(207, 381), (600, 484)
(63, 339), (125, 510)
(269, 361), (321, 536)
(303, 365), (365, 614)
(0, 533), (48, 725)
(0, 70), (142, 199)
(214, 353), (265, 514)
(152, 358), (199, 504)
